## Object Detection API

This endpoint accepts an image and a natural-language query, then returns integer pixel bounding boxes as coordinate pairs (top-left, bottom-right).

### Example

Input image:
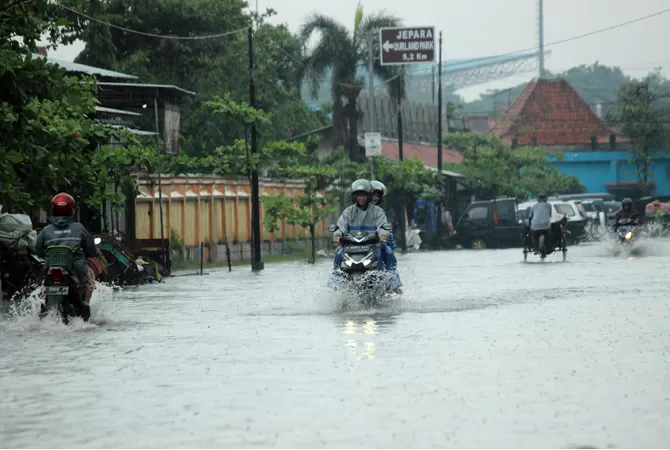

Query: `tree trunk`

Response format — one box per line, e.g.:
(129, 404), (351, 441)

(346, 99), (363, 162)
(331, 97), (348, 152)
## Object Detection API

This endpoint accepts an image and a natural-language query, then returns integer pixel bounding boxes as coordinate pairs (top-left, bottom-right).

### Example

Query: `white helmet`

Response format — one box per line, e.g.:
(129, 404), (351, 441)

(370, 180), (387, 205)
(371, 180), (387, 196)
(350, 179), (373, 203)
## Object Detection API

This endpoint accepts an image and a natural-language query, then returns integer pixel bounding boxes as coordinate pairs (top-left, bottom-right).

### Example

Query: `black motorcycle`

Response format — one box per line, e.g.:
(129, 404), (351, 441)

(39, 238), (100, 324)
(614, 218), (641, 244)
(328, 223), (392, 301)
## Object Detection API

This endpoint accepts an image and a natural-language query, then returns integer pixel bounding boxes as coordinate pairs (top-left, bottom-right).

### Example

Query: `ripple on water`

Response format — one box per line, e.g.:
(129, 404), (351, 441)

(1, 247), (670, 448)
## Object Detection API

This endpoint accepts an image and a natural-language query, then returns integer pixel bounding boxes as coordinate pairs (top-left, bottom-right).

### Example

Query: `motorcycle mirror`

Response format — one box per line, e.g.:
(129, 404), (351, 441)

(327, 224), (338, 232)
(94, 237), (102, 245)
(381, 223), (392, 231)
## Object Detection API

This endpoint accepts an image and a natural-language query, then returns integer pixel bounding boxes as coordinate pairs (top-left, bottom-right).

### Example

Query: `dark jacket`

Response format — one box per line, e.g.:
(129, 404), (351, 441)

(614, 208), (640, 223)
(35, 216), (96, 280)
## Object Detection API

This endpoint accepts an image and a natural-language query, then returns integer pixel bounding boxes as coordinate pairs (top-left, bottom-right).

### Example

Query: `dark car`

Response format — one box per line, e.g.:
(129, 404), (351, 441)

(453, 198), (523, 249)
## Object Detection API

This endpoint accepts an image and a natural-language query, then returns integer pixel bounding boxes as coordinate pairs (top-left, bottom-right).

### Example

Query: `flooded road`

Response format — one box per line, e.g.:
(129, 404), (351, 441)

(1, 239), (670, 448)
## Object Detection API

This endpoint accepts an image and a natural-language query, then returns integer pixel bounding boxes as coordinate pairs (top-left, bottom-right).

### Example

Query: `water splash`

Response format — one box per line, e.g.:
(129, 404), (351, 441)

(0, 280), (119, 332)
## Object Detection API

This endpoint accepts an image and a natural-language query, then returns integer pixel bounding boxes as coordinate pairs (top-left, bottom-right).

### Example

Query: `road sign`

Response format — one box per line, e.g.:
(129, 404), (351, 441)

(365, 132), (382, 157)
(379, 26), (435, 66)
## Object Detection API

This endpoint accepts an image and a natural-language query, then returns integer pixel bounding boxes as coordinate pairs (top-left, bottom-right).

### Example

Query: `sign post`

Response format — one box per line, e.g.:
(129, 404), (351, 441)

(379, 26), (436, 66)
(378, 26), (436, 252)
(365, 131), (382, 180)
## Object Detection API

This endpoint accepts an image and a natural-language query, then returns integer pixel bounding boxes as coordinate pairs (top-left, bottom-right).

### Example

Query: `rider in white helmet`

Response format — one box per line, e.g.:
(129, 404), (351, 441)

(332, 179), (389, 269)
(370, 180), (402, 292)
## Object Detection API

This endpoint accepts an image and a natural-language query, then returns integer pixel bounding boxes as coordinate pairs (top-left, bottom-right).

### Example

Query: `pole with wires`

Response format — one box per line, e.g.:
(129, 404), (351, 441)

(248, 24), (263, 272)
(435, 31), (443, 250)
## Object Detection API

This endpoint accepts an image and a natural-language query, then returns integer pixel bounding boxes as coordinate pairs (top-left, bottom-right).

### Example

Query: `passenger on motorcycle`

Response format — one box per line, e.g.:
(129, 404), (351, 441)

(370, 180), (403, 291)
(612, 198), (640, 229)
(527, 193), (553, 250)
(35, 193), (97, 312)
(333, 179), (389, 271)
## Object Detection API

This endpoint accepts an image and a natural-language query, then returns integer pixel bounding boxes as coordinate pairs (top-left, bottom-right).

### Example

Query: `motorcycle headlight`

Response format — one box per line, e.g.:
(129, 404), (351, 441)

(625, 231), (632, 240)
(343, 252), (375, 267)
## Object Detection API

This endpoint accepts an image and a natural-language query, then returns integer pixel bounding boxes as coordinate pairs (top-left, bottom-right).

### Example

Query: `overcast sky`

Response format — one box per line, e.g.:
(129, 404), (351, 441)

(50, 0), (670, 101)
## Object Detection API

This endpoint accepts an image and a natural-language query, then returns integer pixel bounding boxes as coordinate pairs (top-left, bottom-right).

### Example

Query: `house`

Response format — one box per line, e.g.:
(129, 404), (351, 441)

(488, 78), (670, 200)
(489, 78), (625, 152)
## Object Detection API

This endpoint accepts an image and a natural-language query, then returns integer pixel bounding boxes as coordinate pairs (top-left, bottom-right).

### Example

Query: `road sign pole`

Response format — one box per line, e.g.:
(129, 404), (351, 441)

(368, 31), (377, 181)
(367, 31), (376, 132)
(436, 31), (443, 250)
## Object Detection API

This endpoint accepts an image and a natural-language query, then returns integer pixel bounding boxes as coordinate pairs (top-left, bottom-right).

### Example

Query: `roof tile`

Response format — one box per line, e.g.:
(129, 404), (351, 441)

(381, 141), (463, 167)
(489, 79), (619, 146)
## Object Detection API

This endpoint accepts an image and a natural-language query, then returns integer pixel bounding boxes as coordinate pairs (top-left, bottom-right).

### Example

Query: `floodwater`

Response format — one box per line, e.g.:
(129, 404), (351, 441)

(1, 238), (669, 448)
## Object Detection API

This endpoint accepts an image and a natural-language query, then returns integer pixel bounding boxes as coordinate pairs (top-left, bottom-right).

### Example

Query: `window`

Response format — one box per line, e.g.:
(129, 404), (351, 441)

(497, 201), (516, 223)
(468, 205), (489, 221)
(581, 203), (596, 212)
(555, 204), (575, 217)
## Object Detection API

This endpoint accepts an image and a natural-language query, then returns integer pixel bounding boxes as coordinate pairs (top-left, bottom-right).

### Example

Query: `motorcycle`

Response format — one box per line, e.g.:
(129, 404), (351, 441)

(327, 223), (392, 304)
(39, 237), (101, 324)
(614, 218), (641, 244)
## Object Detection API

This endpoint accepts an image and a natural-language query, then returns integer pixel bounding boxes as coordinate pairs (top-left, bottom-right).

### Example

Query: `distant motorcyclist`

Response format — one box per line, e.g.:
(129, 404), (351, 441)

(333, 179), (389, 270)
(612, 198), (640, 229)
(35, 193), (96, 315)
(527, 193), (553, 250)
(370, 180), (402, 292)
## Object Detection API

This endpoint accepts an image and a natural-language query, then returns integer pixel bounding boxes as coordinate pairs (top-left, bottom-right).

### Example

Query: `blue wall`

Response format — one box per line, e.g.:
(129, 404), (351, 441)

(550, 151), (670, 196)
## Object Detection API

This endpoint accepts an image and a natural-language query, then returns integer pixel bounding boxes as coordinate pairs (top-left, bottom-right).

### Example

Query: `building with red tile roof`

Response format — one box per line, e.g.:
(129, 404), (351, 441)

(379, 140), (464, 167)
(489, 78), (625, 151)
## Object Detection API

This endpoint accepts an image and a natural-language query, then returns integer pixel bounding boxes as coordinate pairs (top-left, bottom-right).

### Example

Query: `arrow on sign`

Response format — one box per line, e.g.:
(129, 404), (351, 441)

(382, 40), (393, 53)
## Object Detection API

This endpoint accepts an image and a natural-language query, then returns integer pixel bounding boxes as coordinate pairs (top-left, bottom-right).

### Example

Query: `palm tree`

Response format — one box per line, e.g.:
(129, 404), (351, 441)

(300, 3), (404, 162)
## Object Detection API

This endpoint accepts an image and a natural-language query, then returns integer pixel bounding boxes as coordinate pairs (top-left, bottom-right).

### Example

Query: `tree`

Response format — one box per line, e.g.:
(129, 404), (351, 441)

(371, 157), (442, 251)
(262, 166), (338, 264)
(607, 77), (670, 184)
(0, 0), (155, 216)
(443, 133), (584, 199)
(65, 0), (326, 157)
(300, 3), (403, 162)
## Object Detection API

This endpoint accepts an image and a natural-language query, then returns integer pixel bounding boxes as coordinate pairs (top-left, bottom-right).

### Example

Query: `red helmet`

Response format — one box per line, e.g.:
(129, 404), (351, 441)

(50, 193), (77, 217)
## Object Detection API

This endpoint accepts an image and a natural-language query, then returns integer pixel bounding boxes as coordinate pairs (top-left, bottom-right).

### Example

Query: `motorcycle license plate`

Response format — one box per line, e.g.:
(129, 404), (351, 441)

(45, 286), (69, 295)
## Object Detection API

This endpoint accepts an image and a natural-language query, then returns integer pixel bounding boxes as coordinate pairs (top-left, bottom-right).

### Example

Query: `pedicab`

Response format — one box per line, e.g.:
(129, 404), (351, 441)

(522, 213), (569, 262)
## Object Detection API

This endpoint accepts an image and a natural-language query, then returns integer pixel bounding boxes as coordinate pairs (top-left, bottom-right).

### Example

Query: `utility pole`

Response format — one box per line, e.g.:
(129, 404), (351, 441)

(396, 69), (408, 252)
(435, 31), (443, 250)
(153, 96), (167, 269)
(538, 0), (545, 79)
(368, 30), (376, 181)
(248, 25), (263, 272)
(397, 69), (404, 162)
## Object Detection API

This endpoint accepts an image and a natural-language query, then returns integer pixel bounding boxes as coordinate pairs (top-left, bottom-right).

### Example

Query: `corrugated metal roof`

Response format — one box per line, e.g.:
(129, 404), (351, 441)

(109, 125), (157, 136)
(95, 106), (141, 116)
(33, 53), (138, 80)
(97, 82), (196, 96)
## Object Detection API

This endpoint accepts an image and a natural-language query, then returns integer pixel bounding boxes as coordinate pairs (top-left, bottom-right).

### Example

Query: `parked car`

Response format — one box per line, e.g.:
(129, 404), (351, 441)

(453, 198), (524, 249)
(557, 193), (615, 202)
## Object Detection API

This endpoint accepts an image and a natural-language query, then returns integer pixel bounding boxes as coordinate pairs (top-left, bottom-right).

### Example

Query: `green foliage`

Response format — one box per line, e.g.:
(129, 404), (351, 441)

(300, 3), (403, 161)
(66, 0), (328, 157)
(443, 133), (584, 199)
(607, 76), (670, 183)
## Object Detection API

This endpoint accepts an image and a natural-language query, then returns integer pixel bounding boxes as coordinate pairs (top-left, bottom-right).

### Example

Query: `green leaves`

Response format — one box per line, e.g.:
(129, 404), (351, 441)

(443, 132), (584, 199)
(607, 79), (670, 183)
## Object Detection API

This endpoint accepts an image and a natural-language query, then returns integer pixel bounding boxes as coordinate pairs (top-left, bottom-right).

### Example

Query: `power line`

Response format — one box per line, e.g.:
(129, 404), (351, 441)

(402, 7), (670, 78)
(57, 4), (247, 40)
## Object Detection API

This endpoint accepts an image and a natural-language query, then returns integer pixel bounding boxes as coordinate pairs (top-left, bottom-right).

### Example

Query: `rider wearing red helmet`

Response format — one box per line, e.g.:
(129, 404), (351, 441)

(35, 193), (97, 311)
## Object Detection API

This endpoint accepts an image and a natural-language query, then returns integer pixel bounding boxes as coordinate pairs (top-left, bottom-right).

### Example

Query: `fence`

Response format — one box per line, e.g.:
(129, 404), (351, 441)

(134, 174), (333, 247)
